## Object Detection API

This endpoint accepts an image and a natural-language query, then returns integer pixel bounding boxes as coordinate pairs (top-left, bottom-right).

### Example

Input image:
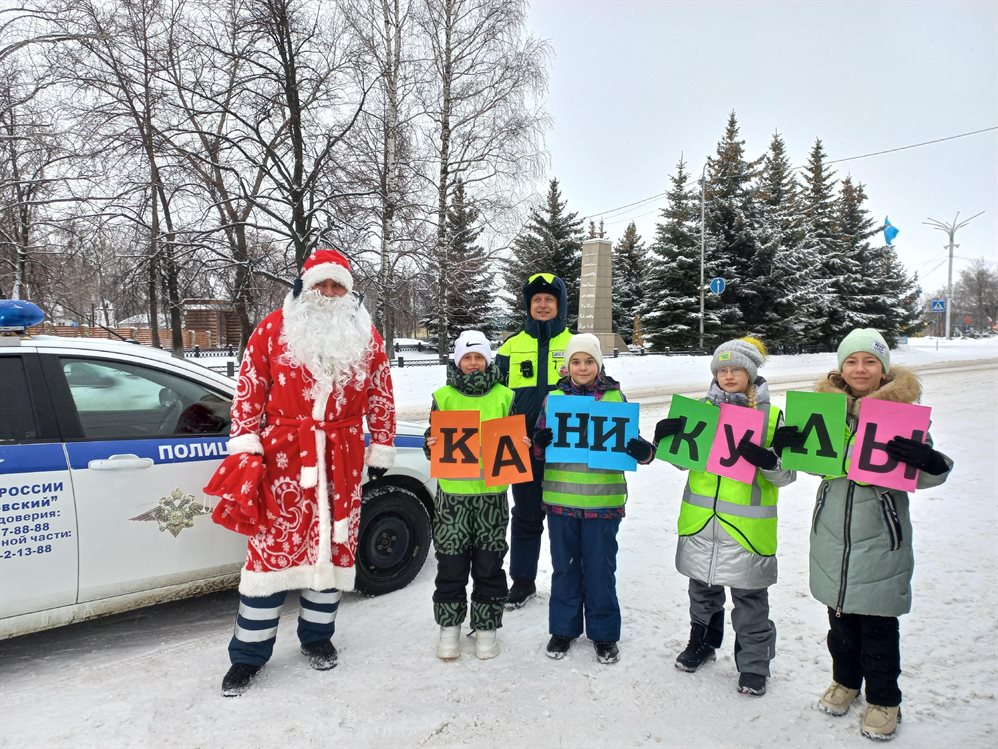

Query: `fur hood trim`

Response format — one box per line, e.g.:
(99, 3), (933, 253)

(815, 364), (921, 416)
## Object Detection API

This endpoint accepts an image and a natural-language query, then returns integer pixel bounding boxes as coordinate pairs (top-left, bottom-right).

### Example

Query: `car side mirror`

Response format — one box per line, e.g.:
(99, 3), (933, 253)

(159, 388), (180, 409)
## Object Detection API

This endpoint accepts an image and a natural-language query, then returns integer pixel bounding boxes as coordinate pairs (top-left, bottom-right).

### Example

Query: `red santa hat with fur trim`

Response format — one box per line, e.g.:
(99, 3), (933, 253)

(295, 248), (354, 296)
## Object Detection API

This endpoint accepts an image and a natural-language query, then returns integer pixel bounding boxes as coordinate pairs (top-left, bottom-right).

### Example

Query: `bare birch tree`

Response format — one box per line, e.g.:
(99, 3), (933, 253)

(417, 0), (548, 356)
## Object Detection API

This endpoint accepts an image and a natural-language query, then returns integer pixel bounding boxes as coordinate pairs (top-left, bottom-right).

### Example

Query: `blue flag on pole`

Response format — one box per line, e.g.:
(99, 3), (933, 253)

(884, 217), (899, 245)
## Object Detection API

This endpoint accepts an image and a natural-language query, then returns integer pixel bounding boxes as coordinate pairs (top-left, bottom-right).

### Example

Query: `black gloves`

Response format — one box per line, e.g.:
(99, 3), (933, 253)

(624, 438), (655, 463)
(886, 437), (949, 475)
(533, 427), (553, 449)
(771, 425), (806, 456)
(736, 434), (778, 470)
(654, 417), (683, 444)
(367, 466), (388, 482)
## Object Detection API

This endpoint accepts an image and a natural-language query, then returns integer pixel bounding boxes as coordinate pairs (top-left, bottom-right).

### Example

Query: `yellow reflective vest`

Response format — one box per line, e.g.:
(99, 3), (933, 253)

(678, 404), (782, 556)
(432, 383), (514, 495)
(542, 389), (628, 511)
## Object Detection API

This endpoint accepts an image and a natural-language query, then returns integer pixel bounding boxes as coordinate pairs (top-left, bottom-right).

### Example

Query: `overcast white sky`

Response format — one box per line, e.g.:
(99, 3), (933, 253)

(524, 0), (998, 300)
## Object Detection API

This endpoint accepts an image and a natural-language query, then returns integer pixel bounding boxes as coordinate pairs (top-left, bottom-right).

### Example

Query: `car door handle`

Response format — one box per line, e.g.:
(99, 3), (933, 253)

(87, 454), (154, 470)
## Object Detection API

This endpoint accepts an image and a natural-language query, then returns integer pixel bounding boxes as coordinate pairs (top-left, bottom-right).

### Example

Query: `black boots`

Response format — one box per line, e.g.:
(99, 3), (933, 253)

(505, 579), (537, 609)
(594, 641), (620, 664)
(301, 640), (338, 670)
(221, 663), (262, 697)
(737, 672), (767, 696)
(546, 635), (572, 659)
(675, 624), (718, 672)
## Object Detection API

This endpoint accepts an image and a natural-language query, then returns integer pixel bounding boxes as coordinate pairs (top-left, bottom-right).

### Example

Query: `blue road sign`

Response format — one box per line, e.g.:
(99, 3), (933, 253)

(930, 299), (946, 312)
(709, 277), (726, 295)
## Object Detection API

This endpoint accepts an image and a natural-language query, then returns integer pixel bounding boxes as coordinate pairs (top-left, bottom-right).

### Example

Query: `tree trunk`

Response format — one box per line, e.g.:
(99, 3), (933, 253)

(434, 0), (454, 360)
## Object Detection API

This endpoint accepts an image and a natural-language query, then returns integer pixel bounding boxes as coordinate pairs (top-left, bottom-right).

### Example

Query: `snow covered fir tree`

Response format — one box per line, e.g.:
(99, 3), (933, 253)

(422, 180), (497, 341)
(503, 178), (584, 325)
(631, 113), (923, 352)
(611, 222), (646, 344)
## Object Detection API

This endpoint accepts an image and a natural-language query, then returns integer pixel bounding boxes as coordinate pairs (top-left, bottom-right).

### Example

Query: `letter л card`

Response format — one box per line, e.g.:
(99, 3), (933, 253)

(588, 401), (640, 472)
(429, 410), (481, 479)
(706, 403), (765, 485)
(545, 396), (593, 464)
(482, 415), (533, 487)
(780, 391), (847, 475)
(848, 398), (932, 492)
(656, 395), (719, 471)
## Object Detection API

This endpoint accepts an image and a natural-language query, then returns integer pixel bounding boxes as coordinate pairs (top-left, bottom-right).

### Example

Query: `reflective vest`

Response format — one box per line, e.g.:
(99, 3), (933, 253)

(541, 389), (627, 510)
(678, 404), (782, 556)
(499, 329), (573, 390)
(432, 383), (514, 495)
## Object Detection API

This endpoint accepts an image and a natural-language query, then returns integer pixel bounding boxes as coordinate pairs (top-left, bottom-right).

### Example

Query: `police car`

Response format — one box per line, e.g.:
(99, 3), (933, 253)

(0, 301), (434, 639)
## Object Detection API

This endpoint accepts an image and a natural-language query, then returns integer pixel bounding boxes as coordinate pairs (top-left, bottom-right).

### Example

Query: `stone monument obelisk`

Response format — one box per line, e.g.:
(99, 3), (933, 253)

(577, 237), (628, 355)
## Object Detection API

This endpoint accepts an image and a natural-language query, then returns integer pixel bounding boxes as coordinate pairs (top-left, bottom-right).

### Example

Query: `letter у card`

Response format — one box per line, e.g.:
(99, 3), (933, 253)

(706, 403), (765, 485)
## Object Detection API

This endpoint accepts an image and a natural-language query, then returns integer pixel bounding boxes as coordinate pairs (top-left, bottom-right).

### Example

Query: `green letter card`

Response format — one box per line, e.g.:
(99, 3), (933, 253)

(780, 391), (847, 475)
(655, 395), (719, 471)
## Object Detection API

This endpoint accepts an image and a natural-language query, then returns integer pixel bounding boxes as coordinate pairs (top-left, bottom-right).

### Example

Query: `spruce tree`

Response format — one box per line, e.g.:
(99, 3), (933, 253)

(836, 177), (882, 331)
(702, 112), (765, 343)
(639, 158), (713, 351)
(422, 180), (495, 341)
(504, 178), (584, 324)
(446, 180), (495, 336)
(797, 138), (850, 347)
(611, 222), (646, 343)
(754, 131), (815, 348)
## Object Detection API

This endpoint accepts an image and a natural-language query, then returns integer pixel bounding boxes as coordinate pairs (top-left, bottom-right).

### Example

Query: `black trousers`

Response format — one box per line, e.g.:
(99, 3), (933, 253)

(826, 608), (902, 707)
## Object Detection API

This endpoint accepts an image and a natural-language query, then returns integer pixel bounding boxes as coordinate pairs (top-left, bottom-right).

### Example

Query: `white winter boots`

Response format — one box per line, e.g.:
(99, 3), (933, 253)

(437, 625), (461, 660)
(475, 629), (499, 660)
(436, 626), (500, 660)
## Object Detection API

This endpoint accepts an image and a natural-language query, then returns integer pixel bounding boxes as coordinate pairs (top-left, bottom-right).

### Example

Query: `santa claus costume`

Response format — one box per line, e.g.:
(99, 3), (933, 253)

(204, 249), (396, 695)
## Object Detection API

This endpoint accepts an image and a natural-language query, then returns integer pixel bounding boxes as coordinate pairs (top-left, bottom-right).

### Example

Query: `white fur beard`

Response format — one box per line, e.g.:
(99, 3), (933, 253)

(281, 291), (373, 400)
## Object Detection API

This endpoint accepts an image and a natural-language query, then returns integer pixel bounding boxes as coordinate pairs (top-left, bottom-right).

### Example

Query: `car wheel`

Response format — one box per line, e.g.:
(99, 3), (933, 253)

(354, 484), (431, 596)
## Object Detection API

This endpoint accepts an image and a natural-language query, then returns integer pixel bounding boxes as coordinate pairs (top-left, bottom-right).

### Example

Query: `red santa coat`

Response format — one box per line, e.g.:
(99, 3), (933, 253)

(209, 305), (396, 596)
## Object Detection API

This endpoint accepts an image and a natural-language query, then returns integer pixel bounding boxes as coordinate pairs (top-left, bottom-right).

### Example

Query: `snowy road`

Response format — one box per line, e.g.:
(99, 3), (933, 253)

(1, 362), (996, 748)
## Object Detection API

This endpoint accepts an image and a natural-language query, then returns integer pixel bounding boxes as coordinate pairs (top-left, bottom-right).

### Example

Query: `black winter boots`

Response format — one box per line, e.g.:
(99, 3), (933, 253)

(221, 663), (262, 697)
(505, 579), (537, 609)
(301, 640), (338, 670)
(675, 624), (718, 672)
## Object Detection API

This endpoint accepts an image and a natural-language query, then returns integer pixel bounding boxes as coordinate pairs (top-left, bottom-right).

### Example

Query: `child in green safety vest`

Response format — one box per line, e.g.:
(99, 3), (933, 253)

(652, 336), (796, 697)
(423, 330), (528, 661)
(531, 333), (656, 664)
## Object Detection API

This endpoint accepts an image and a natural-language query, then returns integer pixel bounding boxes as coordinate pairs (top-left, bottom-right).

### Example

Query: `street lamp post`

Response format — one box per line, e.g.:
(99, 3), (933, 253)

(699, 161), (708, 351)
(923, 211), (984, 339)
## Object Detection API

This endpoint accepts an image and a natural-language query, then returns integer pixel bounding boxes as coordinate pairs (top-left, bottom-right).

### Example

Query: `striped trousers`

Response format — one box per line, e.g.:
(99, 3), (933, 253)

(228, 588), (341, 666)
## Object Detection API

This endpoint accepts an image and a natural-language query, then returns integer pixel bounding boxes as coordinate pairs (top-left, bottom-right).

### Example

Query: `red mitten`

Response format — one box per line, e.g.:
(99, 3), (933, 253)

(204, 453), (265, 536)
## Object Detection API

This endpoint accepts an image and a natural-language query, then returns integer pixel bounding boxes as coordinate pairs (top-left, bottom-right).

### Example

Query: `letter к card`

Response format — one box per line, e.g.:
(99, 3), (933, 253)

(429, 410), (481, 479)
(655, 395), (719, 472)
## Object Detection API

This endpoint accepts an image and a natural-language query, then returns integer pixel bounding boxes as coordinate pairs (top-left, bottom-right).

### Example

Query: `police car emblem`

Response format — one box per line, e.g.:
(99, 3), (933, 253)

(131, 489), (210, 537)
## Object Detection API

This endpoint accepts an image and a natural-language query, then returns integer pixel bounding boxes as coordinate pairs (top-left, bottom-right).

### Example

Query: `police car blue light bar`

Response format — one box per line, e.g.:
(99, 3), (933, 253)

(0, 300), (45, 332)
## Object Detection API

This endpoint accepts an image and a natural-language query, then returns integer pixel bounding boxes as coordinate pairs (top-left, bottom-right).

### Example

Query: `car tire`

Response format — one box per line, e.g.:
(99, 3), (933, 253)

(354, 484), (431, 596)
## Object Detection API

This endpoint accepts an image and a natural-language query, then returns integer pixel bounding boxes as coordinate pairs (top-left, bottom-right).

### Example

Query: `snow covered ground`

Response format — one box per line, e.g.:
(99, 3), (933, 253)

(1, 338), (995, 748)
